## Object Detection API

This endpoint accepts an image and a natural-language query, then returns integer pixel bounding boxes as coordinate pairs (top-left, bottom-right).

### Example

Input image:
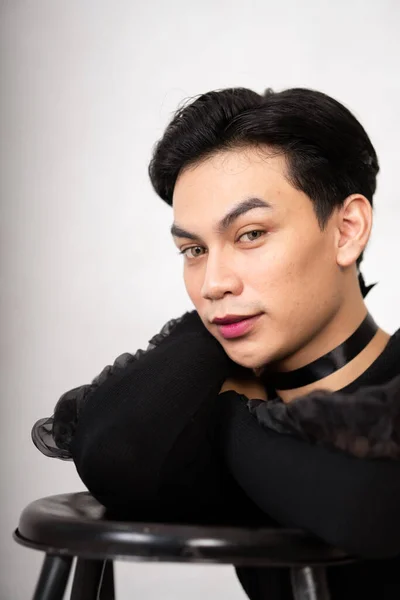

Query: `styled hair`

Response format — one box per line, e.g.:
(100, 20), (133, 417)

(148, 86), (379, 280)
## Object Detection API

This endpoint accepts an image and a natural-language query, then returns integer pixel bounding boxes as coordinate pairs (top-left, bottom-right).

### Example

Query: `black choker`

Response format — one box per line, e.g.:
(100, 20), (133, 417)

(266, 313), (378, 391)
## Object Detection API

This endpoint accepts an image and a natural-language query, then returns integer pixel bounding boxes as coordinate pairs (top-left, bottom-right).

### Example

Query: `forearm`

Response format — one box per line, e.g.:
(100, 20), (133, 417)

(219, 391), (400, 559)
(70, 325), (231, 515)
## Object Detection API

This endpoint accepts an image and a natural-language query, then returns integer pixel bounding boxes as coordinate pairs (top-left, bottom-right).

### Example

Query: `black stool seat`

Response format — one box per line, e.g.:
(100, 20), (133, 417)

(14, 492), (351, 567)
(13, 492), (355, 599)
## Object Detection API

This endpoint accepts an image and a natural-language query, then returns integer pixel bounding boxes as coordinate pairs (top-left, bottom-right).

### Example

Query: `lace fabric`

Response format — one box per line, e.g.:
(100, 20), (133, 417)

(31, 314), (187, 460)
(248, 372), (400, 459)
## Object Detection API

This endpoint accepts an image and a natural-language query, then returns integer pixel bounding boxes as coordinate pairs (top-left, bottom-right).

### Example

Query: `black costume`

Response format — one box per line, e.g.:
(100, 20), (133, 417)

(32, 309), (400, 599)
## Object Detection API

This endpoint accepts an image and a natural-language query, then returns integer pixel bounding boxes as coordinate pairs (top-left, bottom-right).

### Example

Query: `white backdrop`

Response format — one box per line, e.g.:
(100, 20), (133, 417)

(1, 1), (400, 598)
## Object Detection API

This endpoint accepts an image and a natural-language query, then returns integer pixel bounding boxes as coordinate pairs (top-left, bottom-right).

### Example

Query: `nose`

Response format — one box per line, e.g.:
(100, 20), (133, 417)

(200, 251), (243, 301)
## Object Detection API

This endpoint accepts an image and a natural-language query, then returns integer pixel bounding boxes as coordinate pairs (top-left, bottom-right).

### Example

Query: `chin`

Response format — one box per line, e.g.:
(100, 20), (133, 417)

(223, 337), (286, 371)
(224, 347), (272, 371)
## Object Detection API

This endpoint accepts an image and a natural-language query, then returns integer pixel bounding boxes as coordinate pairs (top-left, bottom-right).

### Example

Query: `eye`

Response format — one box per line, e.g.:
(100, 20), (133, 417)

(177, 230), (266, 261)
(239, 230), (266, 243)
(178, 246), (206, 259)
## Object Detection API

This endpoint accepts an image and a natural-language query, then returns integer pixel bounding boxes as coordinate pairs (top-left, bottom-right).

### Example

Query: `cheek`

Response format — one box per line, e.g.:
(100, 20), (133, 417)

(246, 253), (296, 304)
(250, 234), (335, 311)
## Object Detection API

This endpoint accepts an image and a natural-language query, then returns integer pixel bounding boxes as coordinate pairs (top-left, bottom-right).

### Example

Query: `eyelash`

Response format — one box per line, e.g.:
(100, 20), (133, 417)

(178, 230), (267, 260)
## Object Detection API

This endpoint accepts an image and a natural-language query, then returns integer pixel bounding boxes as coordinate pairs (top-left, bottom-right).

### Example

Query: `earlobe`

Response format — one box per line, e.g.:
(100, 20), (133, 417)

(336, 194), (372, 268)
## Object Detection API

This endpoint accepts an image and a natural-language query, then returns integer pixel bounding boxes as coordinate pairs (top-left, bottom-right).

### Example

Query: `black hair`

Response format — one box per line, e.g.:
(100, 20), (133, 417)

(148, 86), (379, 281)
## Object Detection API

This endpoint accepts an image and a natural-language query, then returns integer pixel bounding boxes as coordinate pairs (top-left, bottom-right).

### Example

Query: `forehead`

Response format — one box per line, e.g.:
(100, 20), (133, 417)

(172, 147), (306, 220)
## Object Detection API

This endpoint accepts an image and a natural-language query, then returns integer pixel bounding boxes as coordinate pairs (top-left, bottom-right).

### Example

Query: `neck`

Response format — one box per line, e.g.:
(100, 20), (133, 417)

(266, 296), (390, 403)
(278, 327), (390, 403)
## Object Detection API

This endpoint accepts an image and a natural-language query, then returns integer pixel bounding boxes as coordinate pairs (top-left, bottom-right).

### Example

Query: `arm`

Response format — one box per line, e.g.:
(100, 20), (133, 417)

(219, 390), (400, 559)
(37, 311), (257, 521)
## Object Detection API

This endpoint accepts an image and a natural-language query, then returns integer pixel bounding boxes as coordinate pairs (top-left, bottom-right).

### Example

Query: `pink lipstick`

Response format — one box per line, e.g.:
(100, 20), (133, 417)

(214, 314), (263, 339)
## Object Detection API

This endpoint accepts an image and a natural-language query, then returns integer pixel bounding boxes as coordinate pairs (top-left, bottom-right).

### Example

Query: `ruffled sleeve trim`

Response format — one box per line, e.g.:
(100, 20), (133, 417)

(31, 315), (187, 460)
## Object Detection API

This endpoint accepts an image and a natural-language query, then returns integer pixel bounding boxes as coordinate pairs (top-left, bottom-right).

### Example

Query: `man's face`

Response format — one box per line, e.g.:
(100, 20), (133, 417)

(172, 147), (344, 370)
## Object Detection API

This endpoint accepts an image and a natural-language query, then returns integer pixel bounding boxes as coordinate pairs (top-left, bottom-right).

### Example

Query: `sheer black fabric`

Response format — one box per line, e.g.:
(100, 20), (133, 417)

(248, 371), (400, 459)
(31, 312), (196, 460)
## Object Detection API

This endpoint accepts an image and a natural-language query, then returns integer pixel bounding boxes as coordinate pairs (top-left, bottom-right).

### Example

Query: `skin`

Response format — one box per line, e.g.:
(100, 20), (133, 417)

(171, 147), (390, 403)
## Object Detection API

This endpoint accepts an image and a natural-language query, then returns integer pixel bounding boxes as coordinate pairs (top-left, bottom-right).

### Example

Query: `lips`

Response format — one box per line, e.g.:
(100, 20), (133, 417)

(214, 314), (263, 339)
(212, 314), (260, 325)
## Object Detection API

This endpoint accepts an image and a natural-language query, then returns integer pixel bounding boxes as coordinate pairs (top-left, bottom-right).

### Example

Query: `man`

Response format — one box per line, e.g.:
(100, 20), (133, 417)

(33, 87), (400, 598)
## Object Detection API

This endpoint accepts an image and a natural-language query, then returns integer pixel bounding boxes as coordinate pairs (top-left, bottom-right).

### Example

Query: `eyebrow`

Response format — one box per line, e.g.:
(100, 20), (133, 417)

(170, 197), (272, 241)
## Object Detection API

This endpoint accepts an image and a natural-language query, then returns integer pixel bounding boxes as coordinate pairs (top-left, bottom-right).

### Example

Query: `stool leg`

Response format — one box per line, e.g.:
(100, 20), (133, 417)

(290, 566), (331, 600)
(70, 559), (114, 600)
(33, 554), (73, 600)
(99, 561), (115, 600)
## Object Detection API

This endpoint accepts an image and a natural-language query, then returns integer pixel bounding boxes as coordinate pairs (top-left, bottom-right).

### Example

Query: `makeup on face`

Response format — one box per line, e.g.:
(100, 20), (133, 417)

(214, 314), (263, 339)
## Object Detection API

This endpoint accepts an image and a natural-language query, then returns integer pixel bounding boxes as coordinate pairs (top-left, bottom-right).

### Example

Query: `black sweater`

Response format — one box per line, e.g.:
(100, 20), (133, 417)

(32, 310), (400, 599)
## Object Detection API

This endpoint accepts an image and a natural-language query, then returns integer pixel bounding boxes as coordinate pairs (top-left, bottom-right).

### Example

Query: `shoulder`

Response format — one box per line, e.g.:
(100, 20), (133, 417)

(249, 372), (400, 459)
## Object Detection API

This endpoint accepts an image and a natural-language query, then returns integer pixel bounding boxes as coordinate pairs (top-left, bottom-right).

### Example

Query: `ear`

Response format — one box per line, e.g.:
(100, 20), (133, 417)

(336, 194), (372, 268)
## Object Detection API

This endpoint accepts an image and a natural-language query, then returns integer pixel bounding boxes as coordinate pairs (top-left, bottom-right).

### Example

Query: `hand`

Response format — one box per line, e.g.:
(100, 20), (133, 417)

(219, 375), (268, 401)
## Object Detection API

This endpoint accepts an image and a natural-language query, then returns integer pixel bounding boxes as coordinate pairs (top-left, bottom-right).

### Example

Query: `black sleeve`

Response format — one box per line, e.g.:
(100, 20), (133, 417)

(52, 311), (259, 522)
(219, 391), (400, 559)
